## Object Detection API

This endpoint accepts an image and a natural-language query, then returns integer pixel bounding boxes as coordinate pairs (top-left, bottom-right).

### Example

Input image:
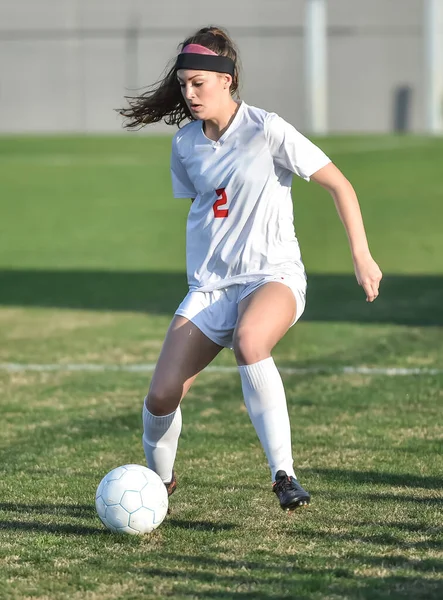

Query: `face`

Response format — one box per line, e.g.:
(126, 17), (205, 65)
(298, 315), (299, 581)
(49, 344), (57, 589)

(177, 69), (231, 120)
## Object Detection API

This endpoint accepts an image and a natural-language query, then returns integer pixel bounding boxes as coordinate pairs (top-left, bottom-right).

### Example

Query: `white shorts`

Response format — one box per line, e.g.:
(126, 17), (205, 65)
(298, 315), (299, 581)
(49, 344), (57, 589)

(175, 273), (307, 349)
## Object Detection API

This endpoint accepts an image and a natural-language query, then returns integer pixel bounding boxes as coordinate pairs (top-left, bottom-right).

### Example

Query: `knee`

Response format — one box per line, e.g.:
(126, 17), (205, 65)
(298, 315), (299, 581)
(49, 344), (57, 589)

(233, 328), (268, 366)
(145, 384), (181, 416)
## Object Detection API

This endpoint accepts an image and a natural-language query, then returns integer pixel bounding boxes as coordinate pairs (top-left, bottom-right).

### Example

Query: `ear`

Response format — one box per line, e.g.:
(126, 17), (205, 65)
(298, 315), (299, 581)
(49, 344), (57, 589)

(222, 74), (232, 90)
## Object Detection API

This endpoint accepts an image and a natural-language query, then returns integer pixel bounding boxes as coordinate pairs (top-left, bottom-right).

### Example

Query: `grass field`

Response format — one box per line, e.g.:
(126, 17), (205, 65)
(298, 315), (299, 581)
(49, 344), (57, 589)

(0, 134), (442, 599)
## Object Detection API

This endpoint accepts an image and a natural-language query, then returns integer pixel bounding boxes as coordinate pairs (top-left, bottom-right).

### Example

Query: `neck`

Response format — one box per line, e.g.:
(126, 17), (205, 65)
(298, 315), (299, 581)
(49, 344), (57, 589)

(203, 99), (240, 141)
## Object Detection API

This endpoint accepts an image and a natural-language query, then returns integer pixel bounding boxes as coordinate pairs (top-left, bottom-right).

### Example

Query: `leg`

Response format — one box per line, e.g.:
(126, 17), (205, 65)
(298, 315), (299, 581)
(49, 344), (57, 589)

(143, 315), (222, 482)
(233, 283), (298, 481)
(147, 314), (223, 415)
(234, 282), (296, 366)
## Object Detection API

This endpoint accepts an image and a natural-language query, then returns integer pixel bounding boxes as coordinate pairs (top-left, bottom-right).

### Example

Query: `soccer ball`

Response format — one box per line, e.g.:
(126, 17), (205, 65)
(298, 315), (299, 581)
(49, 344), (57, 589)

(95, 464), (168, 535)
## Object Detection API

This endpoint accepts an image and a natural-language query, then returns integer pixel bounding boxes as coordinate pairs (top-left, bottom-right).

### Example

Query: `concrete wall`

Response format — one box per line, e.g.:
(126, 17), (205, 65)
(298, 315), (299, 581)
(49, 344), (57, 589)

(0, 0), (426, 133)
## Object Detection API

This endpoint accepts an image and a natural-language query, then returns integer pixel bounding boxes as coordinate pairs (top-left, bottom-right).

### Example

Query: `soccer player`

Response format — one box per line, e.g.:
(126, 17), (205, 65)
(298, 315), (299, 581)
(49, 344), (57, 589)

(120, 26), (382, 511)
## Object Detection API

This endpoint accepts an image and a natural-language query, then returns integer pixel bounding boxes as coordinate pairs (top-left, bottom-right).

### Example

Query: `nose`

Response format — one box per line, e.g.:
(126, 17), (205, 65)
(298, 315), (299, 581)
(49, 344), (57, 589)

(184, 85), (195, 101)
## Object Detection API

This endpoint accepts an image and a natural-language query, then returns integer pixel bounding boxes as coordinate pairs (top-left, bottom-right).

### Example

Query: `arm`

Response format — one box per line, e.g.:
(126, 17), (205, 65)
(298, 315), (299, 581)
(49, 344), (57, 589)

(311, 163), (382, 302)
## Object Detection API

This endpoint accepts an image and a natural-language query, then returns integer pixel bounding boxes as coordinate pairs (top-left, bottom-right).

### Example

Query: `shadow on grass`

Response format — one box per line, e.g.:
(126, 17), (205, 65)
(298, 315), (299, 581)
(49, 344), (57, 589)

(0, 502), (96, 517)
(168, 519), (237, 532)
(167, 581), (443, 600)
(0, 503), (105, 535)
(286, 526), (442, 550)
(348, 553), (443, 573)
(349, 520), (442, 534)
(313, 490), (441, 507)
(1, 269), (442, 326)
(311, 468), (442, 490)
(0, 519), (104, 535)
(361, 493), (442, 507)
(127, 552), (443, 599)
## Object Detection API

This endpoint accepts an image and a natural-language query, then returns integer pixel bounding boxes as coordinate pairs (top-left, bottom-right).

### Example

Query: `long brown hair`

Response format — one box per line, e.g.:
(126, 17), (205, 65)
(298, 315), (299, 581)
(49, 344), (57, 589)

(120, 26), (240, 130)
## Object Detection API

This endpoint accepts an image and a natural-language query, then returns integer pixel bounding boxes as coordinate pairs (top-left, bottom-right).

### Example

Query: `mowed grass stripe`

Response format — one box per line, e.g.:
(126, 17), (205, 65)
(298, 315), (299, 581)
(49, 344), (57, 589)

(1, 134), (442, 274)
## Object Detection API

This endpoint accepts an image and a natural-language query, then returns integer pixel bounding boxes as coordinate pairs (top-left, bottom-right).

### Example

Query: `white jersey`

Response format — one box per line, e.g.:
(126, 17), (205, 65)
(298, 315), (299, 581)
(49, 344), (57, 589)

(170, 101), (331, 292)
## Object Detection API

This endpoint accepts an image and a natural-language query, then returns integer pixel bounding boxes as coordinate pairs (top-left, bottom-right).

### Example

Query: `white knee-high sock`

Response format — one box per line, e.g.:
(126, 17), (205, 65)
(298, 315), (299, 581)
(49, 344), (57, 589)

(239, 357), (296, 482)
(142, 401), (182, 483)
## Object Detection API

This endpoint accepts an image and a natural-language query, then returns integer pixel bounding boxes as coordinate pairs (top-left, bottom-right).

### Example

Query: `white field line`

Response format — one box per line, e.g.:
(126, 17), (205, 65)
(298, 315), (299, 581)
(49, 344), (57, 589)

(0, 363), (441, 376)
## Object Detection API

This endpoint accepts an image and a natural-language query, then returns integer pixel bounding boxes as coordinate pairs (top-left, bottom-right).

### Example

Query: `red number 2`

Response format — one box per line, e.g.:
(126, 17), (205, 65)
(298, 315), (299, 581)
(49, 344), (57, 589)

(213, 188), (229, 218)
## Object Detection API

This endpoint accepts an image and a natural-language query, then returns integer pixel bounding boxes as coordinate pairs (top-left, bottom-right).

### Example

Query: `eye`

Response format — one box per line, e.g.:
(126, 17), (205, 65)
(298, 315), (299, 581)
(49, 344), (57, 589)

(194, 82), (203, 87)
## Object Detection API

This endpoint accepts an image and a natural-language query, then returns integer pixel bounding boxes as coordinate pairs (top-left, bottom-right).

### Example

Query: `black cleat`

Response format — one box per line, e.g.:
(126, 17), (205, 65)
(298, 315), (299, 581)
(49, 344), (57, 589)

(273, 470), (310, 512)
(165, 471), (177, 497)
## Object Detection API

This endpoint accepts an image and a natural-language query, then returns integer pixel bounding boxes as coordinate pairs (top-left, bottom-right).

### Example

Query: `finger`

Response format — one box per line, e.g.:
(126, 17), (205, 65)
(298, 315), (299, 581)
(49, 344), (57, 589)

(362, 281), (374, 301)
(365, 282), (379, 302)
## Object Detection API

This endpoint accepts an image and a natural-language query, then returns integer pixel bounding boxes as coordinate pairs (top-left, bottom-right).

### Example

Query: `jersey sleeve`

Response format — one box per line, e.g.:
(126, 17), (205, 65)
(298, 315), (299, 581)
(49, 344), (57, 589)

(264, 113), (331, 181)
(170, 135), (197, 199)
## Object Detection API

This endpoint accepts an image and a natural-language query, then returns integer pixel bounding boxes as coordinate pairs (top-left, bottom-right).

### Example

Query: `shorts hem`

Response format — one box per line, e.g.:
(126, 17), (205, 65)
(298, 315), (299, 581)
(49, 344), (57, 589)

(175, 309), (228, 348)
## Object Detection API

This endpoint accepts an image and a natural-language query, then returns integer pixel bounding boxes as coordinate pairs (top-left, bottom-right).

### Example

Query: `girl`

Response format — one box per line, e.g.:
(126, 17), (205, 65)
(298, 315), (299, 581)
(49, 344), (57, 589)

(120, 26), (382, 512)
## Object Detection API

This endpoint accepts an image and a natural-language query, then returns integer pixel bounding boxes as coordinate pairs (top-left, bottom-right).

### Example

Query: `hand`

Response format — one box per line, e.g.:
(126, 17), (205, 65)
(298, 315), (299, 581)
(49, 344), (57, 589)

(353, 254), (383, 302)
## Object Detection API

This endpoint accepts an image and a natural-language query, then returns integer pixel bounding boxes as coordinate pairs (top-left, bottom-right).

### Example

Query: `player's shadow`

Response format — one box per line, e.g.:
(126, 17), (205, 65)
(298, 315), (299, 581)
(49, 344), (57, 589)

(0, 269), (442, 326)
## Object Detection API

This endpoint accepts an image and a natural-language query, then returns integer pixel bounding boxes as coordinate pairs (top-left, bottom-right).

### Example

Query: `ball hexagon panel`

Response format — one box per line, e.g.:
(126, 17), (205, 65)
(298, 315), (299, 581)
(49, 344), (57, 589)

(143, 470), (166, 488)
(120, 490), (143, 513)
(118, 470), (149, 492)
(105, 504), (130, 528)
(101, 479), (127, 505)
(129, 506), (156, 534)
(153, 502), (168, 524)
(140, 480), (168, 508)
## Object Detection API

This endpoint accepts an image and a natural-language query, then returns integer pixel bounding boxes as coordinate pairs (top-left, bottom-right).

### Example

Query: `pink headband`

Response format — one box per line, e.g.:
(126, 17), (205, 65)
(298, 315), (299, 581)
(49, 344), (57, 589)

(181, 44), (218, 56)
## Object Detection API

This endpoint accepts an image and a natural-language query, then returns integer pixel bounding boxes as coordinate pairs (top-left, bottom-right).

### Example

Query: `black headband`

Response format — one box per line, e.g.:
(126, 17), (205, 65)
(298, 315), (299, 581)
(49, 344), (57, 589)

(175, 53), (235, 76)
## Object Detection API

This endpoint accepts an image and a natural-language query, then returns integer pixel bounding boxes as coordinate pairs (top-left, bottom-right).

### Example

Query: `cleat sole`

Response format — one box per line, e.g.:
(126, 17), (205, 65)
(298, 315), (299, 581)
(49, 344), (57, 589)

(282, 498), (310, 512)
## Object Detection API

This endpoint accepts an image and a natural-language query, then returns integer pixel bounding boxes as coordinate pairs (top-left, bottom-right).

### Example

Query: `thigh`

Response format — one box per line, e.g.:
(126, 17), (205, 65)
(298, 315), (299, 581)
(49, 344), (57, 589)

(233, 282), (297, 365)
(148, 315), (223, 413)
(176, 287), (240, 348)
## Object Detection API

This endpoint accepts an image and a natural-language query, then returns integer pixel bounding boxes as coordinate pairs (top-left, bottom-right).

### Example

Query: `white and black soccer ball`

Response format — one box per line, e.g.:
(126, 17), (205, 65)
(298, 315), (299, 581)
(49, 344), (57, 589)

(95, 464), (168, 535)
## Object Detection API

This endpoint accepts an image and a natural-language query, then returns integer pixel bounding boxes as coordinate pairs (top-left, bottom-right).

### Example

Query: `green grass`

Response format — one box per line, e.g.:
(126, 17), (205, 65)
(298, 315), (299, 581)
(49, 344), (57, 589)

(0, 135), (442, 599)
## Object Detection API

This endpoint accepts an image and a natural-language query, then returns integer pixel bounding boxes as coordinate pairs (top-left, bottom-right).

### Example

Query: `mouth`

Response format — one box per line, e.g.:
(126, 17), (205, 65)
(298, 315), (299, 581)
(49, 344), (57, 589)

(190, 104), (203, 112)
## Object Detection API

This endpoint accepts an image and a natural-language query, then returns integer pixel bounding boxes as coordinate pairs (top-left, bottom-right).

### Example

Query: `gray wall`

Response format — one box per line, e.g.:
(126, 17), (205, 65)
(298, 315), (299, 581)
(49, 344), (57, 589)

(0, 0), (426, 133)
